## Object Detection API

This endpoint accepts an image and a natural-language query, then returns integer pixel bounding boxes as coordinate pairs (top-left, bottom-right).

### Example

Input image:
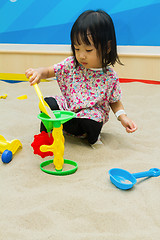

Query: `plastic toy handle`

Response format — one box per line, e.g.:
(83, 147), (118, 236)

(133, 168), (160, 179)
(33, 83), (43, 99)
(40, 144), (53, 153)
(33, 83), (56, 119)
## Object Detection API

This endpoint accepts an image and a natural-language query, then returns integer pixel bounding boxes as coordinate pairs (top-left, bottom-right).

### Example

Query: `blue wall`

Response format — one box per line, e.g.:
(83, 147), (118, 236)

(0, 0), (160, 46)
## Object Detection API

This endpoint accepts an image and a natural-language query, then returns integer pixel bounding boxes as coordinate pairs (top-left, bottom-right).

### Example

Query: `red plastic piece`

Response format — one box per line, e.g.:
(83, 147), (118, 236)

(31, 131), (54, 158)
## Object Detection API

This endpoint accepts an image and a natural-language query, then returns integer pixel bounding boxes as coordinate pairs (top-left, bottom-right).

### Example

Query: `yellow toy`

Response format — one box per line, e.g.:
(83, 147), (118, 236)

(40, 125), (64, 171)
(31, 82), (77, 175)
(0, 94), (7, 99)
(37, 111), (78, 175)
(33, 83), (55, 119)
(0, 135), (22, 154)
(17, 95), (28, 100)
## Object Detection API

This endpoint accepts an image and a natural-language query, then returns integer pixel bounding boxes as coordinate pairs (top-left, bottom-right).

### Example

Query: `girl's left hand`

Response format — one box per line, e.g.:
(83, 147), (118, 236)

(120, 115), (137, 133)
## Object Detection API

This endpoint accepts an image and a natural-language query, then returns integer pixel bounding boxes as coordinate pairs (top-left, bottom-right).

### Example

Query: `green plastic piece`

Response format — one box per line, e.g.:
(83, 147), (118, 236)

(38, 110), (76, 132)
(40, 159), (78, 176)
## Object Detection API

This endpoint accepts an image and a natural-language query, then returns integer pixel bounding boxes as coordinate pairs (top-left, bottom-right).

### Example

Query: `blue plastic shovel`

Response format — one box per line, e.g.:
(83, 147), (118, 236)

(109, 168), (160, 190)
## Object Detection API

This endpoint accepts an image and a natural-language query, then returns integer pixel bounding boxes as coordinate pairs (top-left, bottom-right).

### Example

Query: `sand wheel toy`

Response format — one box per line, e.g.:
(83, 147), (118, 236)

(34, 110), (78, 176)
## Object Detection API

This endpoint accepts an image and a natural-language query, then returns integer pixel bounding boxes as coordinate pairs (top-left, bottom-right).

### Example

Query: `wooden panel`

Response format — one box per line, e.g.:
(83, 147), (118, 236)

(0, 48), (159, 81)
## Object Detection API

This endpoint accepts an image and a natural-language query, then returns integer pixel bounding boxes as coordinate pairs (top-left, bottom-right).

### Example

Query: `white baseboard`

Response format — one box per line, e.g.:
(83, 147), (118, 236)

(0, 44), (160, 56)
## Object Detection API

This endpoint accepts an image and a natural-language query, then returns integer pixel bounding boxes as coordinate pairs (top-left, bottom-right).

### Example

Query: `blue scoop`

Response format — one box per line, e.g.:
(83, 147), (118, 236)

(109, 168), (160, 190)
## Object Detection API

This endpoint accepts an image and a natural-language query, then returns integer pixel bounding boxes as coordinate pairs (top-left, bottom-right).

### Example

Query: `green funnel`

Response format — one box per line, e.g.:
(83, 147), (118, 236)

(38, 110), (76, 132)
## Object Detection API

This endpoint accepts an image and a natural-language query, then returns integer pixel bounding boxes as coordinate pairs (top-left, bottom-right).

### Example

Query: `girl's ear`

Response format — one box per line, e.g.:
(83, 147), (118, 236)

(107, 40), (111, 54)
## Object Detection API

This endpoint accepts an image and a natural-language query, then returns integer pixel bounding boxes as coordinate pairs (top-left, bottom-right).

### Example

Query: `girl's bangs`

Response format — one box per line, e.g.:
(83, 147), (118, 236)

(72, 28), (93, 46)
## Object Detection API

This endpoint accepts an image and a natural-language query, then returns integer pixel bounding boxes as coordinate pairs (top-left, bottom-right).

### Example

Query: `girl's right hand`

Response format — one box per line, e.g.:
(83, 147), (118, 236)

(25, 68), (42, 86)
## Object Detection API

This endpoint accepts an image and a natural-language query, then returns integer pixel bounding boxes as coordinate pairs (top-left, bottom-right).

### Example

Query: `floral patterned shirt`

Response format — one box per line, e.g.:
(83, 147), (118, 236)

(54, 56), (122, 123)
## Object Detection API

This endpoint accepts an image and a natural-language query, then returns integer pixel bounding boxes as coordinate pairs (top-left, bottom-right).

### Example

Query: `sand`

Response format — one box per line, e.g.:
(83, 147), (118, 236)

(0, 80), (160, 240)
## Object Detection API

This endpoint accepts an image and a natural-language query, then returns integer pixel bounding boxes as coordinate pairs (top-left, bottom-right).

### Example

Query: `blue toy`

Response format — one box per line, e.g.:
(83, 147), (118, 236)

(109, 168), (160, 190)
(1, 150), (13, 163)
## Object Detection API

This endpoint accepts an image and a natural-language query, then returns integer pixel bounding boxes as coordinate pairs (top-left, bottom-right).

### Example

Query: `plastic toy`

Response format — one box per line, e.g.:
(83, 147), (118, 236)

(32, 110), (78, 176)
(0, 94), (7, 99)
(0, 135), (22, 163)
(17, 95), (27, 100)
(1, 150), (13, 163)
(31, 131), (54, 158)
(33, 83), (55, 118)
(109, 168), (160, 190)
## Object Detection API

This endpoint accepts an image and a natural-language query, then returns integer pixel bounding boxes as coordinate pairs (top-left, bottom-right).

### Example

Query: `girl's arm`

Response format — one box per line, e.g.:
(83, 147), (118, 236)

(110, 100), (137, 133)
(25, 66), (55, 86)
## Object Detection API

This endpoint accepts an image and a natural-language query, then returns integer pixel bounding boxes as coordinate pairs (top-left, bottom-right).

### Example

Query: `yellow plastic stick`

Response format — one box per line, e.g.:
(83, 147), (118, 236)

(33, 83), (55, 119)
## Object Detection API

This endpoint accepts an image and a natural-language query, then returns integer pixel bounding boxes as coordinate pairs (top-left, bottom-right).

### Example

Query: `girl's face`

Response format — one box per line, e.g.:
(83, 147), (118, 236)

(74, 37), (102, 69)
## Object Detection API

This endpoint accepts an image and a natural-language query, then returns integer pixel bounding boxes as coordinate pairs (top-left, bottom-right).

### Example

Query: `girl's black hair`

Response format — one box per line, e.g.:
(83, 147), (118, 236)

(71, 10), (122, 72)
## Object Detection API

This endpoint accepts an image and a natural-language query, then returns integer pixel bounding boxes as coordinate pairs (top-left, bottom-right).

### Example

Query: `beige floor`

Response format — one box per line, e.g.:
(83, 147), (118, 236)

(0, 80), (160, 240)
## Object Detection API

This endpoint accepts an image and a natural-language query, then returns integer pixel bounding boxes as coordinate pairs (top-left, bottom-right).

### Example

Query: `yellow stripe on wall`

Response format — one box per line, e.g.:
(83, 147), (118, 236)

(0, 73), (47, 82)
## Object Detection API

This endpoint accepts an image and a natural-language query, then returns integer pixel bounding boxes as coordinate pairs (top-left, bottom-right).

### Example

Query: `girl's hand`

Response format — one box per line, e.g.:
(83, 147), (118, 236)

(25, 68), (42, 86)
(119, 115), (137, 133)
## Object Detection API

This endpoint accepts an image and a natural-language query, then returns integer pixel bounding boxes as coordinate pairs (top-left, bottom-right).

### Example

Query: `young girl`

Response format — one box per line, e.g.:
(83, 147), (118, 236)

(25, 10), (137, 148)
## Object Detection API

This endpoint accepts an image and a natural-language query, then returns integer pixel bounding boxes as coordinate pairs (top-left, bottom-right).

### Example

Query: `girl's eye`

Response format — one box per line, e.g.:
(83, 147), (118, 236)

(74, 48), (79, 51)
(86, 49), (93, 52)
